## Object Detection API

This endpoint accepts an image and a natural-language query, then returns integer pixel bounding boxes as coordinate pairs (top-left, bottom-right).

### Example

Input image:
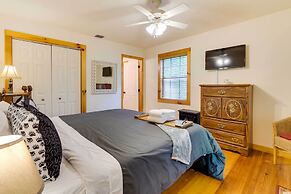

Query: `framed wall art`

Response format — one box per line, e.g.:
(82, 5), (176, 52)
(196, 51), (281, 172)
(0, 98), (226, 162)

(91, 60), (117, 94)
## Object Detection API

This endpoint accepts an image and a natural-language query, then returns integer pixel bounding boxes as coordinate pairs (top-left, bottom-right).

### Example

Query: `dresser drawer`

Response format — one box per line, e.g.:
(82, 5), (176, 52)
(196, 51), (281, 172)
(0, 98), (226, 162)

(201, 86), (246, 98)
(208, 128), (246, 147)
(222, 98), (247, 122)
(216, 140), (249, 156)
(201, 97), (221, 118)
(201, 118), (246, 135)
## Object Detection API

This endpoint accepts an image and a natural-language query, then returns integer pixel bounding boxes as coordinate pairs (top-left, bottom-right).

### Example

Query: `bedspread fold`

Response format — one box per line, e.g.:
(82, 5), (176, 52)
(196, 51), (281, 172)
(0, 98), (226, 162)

(156, 124), (192, 165)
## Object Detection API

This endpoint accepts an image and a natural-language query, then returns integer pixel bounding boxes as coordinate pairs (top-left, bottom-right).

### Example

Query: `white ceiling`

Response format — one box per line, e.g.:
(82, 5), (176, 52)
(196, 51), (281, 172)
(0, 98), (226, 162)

(0, 0), (291, 48)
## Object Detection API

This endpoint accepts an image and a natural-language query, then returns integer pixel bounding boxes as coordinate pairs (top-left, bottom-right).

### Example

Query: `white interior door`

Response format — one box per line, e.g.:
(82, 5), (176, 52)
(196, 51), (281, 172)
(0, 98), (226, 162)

(12, 39), (52, 116)
(52, 46), (80, 116)
(123, 58), (139, 111)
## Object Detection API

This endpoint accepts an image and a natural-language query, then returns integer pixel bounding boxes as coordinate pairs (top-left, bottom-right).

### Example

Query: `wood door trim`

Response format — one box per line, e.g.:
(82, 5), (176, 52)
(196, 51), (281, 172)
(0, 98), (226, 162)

(4, 29), (87, 113)
(121, 54), (144, 112)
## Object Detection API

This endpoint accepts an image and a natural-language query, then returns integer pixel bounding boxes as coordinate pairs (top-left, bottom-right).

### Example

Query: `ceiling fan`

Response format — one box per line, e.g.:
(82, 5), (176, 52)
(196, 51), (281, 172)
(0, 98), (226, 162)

(127, 0), (189, 37)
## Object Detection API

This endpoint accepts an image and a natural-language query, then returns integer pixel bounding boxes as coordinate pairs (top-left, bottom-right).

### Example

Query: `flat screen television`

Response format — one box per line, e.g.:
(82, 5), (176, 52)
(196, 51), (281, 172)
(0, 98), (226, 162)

(205, 45), (246, 70)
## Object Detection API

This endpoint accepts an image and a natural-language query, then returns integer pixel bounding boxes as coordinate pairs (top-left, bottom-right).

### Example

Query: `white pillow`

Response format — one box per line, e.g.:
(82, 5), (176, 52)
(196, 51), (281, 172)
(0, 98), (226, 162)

(0, 111), (11, 136)
(0, 101), (10, 114)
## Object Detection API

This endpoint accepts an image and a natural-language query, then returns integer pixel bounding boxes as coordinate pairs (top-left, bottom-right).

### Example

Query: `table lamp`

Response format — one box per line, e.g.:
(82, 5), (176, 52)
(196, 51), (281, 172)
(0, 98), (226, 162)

(0, 135), (44, 194)
(0, 65), (21, 93)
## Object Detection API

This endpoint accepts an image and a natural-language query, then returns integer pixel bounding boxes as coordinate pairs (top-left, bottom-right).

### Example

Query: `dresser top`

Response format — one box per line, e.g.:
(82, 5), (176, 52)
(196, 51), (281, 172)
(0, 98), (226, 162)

(200, 84), (252, 87)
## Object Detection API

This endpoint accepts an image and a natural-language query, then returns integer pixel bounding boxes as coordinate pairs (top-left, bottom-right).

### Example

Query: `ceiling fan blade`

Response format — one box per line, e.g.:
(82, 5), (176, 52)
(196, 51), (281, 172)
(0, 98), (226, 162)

(134, 5), (154, 18)
(126, 21), (151, 27)
(163, 4), (189, 19)
(164, 20), (188, 29)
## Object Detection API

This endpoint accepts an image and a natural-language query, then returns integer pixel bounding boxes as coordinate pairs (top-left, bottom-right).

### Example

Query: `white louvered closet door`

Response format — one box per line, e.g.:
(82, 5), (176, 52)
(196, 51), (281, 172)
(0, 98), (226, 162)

(12, 39), (52, 116)
(52, 46), (81, 116)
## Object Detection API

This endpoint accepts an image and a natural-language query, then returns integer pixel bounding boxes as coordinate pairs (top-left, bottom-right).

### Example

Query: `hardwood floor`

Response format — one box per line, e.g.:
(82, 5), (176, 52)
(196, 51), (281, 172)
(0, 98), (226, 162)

(163, 150), (240, 194)
(164, 150), (291, 194)
(217, 150), (291, 194)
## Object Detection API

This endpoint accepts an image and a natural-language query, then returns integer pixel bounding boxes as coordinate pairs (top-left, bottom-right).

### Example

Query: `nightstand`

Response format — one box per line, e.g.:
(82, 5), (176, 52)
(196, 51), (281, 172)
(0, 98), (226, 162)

(0, 92), (31, 104)
(178, 109), (200, 124)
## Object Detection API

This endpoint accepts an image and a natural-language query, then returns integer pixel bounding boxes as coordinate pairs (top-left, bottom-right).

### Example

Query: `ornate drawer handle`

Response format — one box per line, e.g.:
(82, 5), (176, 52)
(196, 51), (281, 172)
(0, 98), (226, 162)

(231, 137), (240, 143)
(217, 124), (225, 129)
(217, 90), (226, 95)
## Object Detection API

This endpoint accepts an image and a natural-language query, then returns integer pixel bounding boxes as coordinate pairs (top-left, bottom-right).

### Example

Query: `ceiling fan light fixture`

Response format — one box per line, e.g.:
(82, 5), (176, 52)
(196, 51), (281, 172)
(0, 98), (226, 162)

(146, 22), (167, 37)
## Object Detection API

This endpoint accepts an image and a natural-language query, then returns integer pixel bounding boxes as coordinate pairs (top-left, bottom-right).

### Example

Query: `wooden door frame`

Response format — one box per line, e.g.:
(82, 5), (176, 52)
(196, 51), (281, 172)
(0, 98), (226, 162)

(121, 54), (144, 112)
(3, 29), (87, 113)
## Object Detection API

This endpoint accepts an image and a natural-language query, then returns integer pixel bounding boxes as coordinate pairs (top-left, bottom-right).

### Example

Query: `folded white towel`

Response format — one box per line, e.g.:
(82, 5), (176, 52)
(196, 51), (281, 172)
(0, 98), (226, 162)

(147, 116), (167, 124)
(148, 114), (176, 124)
(149, 109), (176, 118)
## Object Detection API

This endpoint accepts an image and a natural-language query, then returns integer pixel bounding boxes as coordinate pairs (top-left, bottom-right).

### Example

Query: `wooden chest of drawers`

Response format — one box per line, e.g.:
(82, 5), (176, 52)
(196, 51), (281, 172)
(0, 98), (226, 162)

(200, 84), (253, 156)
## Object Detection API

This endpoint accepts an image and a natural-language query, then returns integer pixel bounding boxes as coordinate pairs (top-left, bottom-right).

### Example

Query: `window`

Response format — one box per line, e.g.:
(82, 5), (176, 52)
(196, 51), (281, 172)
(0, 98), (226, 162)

(158, 48), (191, 105)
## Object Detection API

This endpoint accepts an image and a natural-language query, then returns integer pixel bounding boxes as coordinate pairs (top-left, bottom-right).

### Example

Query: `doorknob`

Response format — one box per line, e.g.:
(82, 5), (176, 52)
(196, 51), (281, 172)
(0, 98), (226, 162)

(41, 99), (45, 102)
(82, 90), (87, 94)
(58, 97), (62, 100)
(123, 92), (126, 94)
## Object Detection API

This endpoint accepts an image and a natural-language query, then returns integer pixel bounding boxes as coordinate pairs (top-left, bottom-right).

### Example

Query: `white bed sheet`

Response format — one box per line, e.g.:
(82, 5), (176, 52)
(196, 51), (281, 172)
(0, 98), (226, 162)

(51, 117), (123, 194)
(43, 158), (85, 194)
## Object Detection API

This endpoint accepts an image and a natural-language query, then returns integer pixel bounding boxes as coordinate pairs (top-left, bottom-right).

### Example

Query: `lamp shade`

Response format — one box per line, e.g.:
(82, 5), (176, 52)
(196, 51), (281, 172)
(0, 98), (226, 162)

(0, 135), (44, 194)
(0, 65), (21, 79)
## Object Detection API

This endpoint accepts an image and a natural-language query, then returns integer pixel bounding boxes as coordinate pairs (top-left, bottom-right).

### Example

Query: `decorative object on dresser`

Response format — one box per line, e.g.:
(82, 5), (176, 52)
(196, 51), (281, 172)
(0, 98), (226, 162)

(0, 135), (44, 194)
(178, 109), (200, 124)
(200, 84), (253, 156)
(0, 65), (21, 93)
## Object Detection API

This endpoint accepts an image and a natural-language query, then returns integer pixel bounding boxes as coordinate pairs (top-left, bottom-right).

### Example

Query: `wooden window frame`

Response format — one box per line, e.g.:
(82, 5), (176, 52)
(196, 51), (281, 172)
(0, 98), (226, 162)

(158, 48), (191, 105)
(3, 29), (87, 112)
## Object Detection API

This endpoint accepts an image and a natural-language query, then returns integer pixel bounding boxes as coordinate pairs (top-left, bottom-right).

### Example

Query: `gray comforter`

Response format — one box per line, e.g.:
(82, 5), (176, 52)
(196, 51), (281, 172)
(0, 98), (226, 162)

(60, 109), (225, 194)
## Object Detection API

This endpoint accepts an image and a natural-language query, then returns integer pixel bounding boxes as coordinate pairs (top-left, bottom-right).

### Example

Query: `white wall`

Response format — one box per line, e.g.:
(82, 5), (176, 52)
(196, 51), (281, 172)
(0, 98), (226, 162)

(0, 15), (144, 112)
(145, 8), (291, 148)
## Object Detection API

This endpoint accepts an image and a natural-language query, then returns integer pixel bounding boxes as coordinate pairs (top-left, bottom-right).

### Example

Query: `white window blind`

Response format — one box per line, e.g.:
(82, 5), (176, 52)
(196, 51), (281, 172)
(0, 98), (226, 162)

(160, 55), (187, 100)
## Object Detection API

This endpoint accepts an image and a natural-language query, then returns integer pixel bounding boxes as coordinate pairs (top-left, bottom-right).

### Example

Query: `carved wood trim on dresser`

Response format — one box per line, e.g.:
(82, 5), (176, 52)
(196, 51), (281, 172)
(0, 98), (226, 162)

(200, 84), (253, 156)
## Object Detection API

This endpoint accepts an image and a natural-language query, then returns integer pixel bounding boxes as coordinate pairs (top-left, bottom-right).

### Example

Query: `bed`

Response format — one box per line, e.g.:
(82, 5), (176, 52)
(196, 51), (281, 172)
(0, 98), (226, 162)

(42, 158), (85, 194)
(47, 109), (225, 194)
